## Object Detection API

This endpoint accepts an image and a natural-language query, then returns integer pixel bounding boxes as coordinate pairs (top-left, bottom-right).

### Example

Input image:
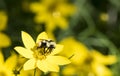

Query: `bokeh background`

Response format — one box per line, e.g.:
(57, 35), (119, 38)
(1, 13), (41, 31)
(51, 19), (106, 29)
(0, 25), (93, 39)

(0, 0), (120, 76)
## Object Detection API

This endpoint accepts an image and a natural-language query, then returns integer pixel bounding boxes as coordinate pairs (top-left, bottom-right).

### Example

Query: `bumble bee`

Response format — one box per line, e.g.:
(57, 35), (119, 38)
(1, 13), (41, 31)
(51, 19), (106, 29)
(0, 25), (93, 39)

(47, 40), (56, 53)
(37, 39), (56, 53)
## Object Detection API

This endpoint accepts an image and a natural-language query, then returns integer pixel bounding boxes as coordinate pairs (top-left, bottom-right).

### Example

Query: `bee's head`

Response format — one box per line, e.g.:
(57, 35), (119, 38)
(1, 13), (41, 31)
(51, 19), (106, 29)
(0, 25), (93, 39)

(38, 40), (48, 48)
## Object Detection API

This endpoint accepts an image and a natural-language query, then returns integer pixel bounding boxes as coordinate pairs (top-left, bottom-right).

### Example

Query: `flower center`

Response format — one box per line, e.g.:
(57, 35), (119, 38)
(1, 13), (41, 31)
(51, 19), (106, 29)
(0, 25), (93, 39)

(47, 2), (61, 18)
(52, 11), (61, 18)
(31, 39), (56, 60)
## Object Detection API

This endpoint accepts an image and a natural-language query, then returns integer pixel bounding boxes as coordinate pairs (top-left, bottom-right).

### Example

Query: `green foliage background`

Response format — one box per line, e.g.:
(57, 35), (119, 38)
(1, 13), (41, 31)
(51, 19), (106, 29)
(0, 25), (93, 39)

(1, 0), (120, 76)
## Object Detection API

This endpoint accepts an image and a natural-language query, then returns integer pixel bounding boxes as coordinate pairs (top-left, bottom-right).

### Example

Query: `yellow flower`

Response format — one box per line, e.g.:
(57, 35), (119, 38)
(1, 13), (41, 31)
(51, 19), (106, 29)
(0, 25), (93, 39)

(14, 31), (70, 72)
(90, 50), (117, 76)
(59, 37), (89, 65)
(59, 37), (117, 76)
(91, 50), (117, 65)
(0, 32), (11, 48)
(100, 13), (109, 22)
(0, 11), (11, 48)
(30, 0), (76, 32)
(0, 51), (17, 76)
(91, 62), (113, 76)
(61, 50), (117, 76)
(62, 65), (77, 76)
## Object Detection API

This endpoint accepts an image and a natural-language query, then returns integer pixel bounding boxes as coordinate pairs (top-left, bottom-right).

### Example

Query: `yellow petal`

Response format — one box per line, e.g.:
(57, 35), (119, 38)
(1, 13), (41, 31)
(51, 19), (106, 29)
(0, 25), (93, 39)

(37, 60), (48, 72)
(35, 13), (47, 23)
(14, 46), (33, 58)
(55, 17), (68, 29)
(46, 19), (56, 32)
(57, 4), (76, 16)
(23, 58), (36, 70)
(92, 62), (112, 76)
(36, 32), (48, 43)
(34, 13), (49, 24)
(30, 3), (46, 13)
(22, 31), (35, 49)
(92, 50), (117, 65)
(0, 51), (4, 64)
(37, 60), (59, 72)
(103, 55), (117, 64)
(46, 61), (59, 72)
(0, 32), (11, 47)
(50, 44), (64, 55)
(0, 11), (7, 31)
(47, 56), (71, 65)
(0, 65), (12, 76)
(42, 0), (56, 6)
(4, 53), (17, 71)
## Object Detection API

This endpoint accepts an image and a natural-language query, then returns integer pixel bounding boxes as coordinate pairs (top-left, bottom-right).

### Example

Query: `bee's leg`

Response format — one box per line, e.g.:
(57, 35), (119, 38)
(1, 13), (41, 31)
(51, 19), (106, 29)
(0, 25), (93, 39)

(43, 47), (46, 54)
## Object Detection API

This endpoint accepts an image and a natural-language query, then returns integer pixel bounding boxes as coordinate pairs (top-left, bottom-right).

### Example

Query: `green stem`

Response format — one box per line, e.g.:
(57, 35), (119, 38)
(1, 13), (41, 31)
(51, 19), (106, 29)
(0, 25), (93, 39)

(34, 68), (36, 76)
(15, 74), (17, 76)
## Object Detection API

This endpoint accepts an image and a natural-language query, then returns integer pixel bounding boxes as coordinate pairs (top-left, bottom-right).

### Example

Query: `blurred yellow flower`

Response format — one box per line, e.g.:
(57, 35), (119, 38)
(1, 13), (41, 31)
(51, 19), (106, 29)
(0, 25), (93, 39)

(100, 13), (109, 22)
(30, 0), (76, 32)
(59, 37), (89, 65)
(61, 50), (117, 76)
(62, 65), (78, 76)
(59, 37), (117, 76)
(91, 62), (112, 76)
(0, 11), (11, 48)
(0, 32), (11, 48)
(0, 51), (17, 76)
(14, 31), (70, 73)
(91, 50), (117, 65)
(90, 50), (117, 76)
